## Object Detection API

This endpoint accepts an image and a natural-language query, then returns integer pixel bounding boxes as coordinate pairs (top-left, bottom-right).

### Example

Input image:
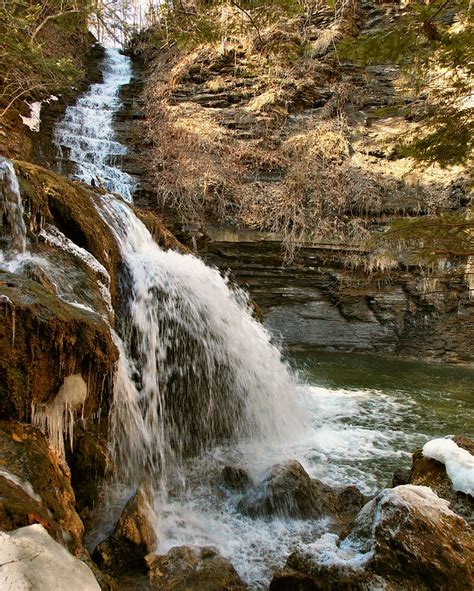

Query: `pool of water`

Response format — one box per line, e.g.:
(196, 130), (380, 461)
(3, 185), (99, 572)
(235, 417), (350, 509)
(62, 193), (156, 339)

(154, 351), (473, 587)
(290, 351), (474, 493)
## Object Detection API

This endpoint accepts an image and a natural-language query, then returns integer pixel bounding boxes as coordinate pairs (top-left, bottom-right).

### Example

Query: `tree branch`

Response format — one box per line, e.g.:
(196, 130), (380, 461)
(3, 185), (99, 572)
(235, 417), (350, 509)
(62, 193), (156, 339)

(30, 9), (81, 45)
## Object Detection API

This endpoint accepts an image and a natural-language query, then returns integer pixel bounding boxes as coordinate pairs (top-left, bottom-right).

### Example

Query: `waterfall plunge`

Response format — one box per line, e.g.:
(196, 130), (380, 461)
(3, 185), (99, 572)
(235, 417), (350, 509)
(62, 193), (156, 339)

(53, 48), (312, 582)
(96, 194), (309, 488)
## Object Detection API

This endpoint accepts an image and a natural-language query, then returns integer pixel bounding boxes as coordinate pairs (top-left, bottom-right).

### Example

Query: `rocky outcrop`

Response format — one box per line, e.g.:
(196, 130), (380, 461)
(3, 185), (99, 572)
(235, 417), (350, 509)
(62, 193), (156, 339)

(238, 460), (365, 528)
(270, 485), (474, 591)
(407, 436), (474, 526)
(0, 160), (125, 514)
(93, 483), (157, 576)
(0, 272), (117, 423)
(221, 465), (252, 491)
(200, 230), (474, 363)
(132, 0), (472, 364)
(0, 421), (83, 552)
(146, 545), (248, 591)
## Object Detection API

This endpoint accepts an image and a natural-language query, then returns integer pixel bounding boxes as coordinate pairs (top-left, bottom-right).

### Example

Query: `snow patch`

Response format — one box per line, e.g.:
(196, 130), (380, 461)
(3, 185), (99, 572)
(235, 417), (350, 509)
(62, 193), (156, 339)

(0, 524), (100, 591)
(20, 101), (42, 132)
(423, 437), (474, 496)
(32, 374), (87, 458)
(0, 469), (42, 503)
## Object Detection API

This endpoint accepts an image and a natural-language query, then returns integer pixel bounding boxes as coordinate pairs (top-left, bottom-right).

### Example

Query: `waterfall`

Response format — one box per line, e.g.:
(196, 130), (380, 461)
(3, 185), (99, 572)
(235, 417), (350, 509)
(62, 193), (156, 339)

(0, 157), (27, 253)
(54, 49), (135, 201)
(52, 47), (314, 584)
(96, 194), (308, 486)
(54, 46), (309, 492)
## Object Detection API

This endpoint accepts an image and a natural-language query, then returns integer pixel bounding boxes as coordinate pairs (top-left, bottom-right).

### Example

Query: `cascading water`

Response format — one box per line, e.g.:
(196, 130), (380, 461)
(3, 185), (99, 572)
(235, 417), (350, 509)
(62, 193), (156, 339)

(54, 49), (135, 201)
(0, 158), (27, 254)
(96, 194), (309, 487)
(53, 48), (316, 584)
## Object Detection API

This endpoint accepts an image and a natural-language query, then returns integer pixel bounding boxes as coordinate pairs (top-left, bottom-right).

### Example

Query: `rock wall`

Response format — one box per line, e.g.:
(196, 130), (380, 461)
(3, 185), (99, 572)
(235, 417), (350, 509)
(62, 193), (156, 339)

(199, 227), (473, 363)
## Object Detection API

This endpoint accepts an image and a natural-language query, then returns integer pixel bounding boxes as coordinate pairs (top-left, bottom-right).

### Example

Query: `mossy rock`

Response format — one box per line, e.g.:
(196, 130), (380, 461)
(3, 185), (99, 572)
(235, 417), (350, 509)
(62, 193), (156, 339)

(14, 160), (122, 303)
(0, 271), (117, 421)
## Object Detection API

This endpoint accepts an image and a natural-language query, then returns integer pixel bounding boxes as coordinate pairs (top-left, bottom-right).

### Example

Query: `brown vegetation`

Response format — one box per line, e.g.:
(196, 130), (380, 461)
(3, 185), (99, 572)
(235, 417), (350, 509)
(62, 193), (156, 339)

(138, 0), (470, 262)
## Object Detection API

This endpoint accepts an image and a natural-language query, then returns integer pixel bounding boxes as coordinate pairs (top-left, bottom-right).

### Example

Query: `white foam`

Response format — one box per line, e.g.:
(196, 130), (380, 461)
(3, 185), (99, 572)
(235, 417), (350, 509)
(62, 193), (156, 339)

(423, 437), (474, 496)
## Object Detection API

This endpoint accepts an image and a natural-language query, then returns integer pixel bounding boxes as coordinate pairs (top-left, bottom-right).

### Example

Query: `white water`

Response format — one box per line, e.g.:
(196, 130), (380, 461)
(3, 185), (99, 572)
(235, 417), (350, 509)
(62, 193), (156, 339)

(0, 157), (27, 253)
(54, 49), (135, 201)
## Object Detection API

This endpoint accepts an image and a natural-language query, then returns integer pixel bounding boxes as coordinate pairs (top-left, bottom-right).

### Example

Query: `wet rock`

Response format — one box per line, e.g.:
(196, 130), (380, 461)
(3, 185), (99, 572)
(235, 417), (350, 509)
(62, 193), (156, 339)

(238, 460), (337, 519)
(408, 436), (474, 526)
(0, 524), (100, 591)
(0, 421), (83, 553)
(333, 485), (366, 528)
(270, 485), (474, 591)
(0, 271), (117, 423)
(391, 468), (410, 487)
(221, 465), (252, 491)
(93, 483), (157, 575)
(146, 545), (248, 590)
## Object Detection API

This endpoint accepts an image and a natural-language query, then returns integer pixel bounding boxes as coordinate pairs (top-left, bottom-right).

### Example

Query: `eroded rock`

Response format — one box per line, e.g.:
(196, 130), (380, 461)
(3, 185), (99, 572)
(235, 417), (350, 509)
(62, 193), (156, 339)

(0, 421), (83, 553)
(93, 482), (157, 575)
(270, 485), (474, 591)
(146, 545), (248, 591)
(238, 460), (364, 525)
(221, 465), (252, 491)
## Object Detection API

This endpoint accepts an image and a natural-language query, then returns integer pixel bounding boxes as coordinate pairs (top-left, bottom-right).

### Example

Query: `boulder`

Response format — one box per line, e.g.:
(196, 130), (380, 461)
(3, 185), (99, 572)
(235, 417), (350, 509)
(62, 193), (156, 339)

(238, 460), (364, 524)
(408, 436), (474, 526)
(270, 485), (474, 591)
(0, 524), (100, 591)
(146, 545), (248, 590)
(93, 482), (157, 575)
(221, 465), (252, 491)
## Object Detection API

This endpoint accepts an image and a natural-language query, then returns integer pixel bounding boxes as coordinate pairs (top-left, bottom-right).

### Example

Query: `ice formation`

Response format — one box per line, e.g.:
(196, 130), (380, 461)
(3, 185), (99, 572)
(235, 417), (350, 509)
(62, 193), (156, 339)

(423, 437), (474, 496)
(0, 524), (100, 591)
(32, 374), (87, 458)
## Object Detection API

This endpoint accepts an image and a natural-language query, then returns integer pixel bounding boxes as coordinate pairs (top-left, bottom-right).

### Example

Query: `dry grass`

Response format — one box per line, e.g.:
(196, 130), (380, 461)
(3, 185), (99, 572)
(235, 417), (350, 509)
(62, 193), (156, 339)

(140, 0), (463, 263)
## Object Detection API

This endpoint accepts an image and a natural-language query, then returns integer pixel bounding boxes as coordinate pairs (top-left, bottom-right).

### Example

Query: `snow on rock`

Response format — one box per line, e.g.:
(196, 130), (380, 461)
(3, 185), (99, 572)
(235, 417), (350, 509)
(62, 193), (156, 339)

(423, 437), (474, 496)
(20, 102), (42, 132)
(0, 524), (100, 591)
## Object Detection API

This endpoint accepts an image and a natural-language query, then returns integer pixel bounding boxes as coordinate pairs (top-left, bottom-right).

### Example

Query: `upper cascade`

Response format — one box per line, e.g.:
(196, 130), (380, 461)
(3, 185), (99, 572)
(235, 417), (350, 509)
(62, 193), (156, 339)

(54, 48), (135, 201)
(0, 157), (27, 254)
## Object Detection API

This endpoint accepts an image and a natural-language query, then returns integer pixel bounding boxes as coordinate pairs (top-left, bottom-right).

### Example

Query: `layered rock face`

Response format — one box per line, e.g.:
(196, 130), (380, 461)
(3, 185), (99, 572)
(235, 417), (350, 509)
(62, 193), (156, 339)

(200, 230), (473, 363)
(131, 1), (473, 363)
